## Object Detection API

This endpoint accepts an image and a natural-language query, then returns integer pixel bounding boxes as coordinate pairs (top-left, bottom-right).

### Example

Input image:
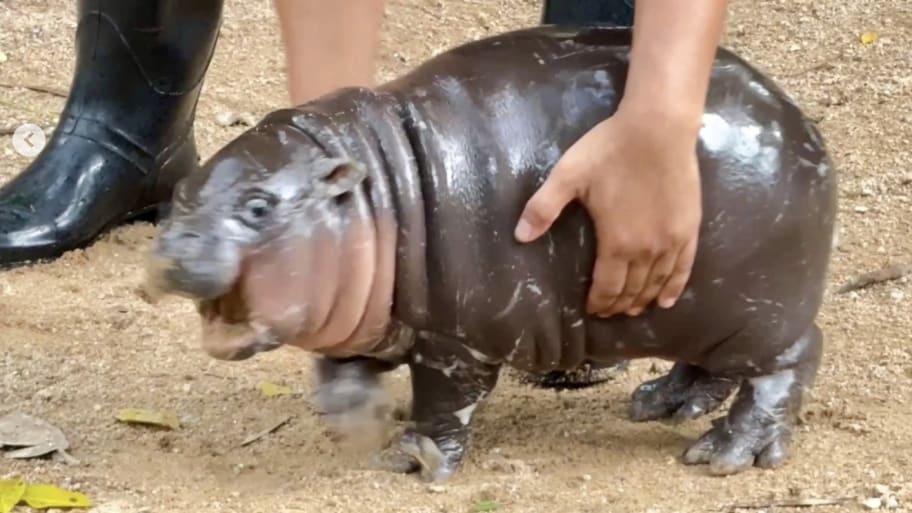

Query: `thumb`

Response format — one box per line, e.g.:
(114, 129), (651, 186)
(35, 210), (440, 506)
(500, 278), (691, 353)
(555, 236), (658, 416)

(514, 173), (577, 243)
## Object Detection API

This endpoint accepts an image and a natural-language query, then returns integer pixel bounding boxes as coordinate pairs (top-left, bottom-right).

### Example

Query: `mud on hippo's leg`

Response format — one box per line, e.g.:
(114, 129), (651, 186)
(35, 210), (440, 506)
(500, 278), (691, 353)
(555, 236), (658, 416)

(629, 362), (738, 423)
(380, 333), (500, 483)
(683, 323), (824, 475)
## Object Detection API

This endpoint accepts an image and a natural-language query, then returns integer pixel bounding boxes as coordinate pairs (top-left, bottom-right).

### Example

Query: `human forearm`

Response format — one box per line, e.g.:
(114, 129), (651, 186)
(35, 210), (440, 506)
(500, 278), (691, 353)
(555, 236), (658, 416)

(516, 9), (726, 314)
(273, 0), (386, 105)
(618, 0), (728, 134)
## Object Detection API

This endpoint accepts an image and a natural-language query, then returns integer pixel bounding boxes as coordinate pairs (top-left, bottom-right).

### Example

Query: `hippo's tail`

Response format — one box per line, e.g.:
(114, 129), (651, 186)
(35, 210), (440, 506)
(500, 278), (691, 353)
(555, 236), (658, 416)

(511, 360), (630, 390)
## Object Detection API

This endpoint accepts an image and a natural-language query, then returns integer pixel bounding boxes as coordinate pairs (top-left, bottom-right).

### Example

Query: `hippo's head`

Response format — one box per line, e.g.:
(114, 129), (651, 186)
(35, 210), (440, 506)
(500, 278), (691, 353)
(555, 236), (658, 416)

(144, 110), (394, 361)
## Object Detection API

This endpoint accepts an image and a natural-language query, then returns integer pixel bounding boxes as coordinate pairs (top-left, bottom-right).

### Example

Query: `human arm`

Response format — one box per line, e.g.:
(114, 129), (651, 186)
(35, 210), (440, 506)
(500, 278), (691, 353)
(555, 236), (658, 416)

(514, 0), (729, 316)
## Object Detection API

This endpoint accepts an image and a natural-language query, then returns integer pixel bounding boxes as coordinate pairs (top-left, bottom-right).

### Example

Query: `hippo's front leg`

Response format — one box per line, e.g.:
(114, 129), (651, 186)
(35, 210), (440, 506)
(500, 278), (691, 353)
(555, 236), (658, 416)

(387, 333), (501, 482)
(312, 355), (403, 441)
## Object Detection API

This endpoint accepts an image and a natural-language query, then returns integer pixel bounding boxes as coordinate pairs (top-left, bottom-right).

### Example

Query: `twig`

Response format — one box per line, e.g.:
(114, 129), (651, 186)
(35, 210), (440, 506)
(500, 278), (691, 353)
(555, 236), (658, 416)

(725, 496), (853, 511)
(780, 61), (836, 78)
(0, 81), (67, 98)
(0, 97), (56, 116)
(240, 415), (292, 447)
(836, 262), (912, 293)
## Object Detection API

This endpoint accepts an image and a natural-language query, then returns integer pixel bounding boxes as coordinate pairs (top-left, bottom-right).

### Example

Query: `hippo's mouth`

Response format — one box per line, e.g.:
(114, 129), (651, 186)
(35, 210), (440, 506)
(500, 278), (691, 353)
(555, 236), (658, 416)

(197, 286), (283, 361)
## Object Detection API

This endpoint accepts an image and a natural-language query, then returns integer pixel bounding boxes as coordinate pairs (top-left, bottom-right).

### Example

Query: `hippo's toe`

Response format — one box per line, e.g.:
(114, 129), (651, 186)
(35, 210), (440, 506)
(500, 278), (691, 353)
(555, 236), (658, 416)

(682, 416), (793, 475)
(629, 363), (737, 423)
(679, 364), (810, 476)
(372, 431), (461, 483)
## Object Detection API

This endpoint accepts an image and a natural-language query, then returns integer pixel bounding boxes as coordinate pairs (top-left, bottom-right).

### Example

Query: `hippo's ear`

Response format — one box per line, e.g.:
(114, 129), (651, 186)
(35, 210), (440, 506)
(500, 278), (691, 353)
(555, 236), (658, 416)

(310, 157), (368, 198)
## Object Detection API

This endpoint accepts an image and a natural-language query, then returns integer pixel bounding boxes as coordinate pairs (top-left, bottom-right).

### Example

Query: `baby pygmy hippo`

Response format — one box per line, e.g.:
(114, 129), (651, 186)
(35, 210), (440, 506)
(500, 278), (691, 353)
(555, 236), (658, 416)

(145, 25), (838, 482)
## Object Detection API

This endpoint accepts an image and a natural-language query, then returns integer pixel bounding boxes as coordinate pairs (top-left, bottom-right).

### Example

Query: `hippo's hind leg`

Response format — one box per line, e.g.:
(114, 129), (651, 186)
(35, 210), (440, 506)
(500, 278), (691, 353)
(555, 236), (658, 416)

(380, 333), (500, 483)
(683, 323), (824, 475)
(629, 362), (738, 423)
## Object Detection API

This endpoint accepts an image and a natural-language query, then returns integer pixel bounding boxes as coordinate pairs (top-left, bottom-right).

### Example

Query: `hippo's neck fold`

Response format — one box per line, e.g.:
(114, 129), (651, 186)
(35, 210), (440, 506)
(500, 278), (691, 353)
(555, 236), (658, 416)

(286, 88), (431, 357)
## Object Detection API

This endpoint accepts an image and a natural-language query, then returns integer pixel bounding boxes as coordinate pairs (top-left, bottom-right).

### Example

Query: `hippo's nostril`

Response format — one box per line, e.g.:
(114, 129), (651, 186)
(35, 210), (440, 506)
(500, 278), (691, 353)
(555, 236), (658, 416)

(179, 231), (202, 240)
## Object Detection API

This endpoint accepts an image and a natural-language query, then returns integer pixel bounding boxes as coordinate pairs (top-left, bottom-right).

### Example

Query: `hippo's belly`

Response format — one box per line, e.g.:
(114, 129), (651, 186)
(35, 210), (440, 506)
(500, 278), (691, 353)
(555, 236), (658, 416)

(385, 27), (836, 374)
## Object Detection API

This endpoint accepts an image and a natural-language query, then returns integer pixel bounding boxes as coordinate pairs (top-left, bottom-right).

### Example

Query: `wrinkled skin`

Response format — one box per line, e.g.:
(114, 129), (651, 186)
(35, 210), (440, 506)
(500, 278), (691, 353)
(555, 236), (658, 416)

(145, 26), (838, 483)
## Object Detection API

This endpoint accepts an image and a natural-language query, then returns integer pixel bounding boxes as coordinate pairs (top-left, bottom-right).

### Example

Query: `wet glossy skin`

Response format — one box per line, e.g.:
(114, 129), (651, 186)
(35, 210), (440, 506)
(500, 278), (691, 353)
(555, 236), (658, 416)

(146, 26), (838, 482)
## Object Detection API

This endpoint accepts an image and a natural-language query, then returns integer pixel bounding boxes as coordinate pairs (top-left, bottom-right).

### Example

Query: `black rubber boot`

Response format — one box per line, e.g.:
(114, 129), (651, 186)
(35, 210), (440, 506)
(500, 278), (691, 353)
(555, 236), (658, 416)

(518, 0), (634, 391)
(541, 0), (635, 26)
(0, 0), (224, 268)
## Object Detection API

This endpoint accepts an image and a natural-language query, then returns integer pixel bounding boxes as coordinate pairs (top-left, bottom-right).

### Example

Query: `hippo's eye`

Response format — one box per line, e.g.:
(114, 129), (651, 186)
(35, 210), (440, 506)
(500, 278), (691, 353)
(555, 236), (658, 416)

(241, 196), (274, 225)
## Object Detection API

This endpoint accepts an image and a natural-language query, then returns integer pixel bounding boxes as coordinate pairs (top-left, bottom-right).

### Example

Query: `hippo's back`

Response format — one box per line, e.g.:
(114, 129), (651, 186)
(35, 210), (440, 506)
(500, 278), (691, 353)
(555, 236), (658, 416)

(377, 26), (837, 372)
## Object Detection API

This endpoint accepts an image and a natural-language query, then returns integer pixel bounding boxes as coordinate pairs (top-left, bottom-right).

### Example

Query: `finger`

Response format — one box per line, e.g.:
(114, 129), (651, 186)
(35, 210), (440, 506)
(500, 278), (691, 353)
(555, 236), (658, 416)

(657, 237), (698, 308)
(514, 170), (578, 243)
(627, 249), (678, 314)
(586, 256), (629, 316)
(608, 257), (653, 316)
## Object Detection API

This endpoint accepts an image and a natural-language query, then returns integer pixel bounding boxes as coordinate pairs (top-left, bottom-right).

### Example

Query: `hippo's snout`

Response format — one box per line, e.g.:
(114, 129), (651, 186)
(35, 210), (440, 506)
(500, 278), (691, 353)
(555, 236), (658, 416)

(145, 222), (242, 301)
(198, 313), (284, 361)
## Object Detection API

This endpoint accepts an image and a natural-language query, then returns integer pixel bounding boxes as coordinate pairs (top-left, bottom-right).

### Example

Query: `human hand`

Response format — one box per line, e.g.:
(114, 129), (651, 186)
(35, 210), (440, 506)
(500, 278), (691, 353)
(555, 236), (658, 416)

(513, 105), (703, 317)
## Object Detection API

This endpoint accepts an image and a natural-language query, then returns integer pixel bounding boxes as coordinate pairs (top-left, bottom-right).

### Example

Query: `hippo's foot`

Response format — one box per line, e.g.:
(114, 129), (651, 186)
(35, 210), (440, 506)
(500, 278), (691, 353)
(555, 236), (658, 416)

(682, 372), (797, 475)
(377, 333), (500, 482)
(312, 356), (402, 444)
(374, 428), (469, 483)
(629, 362), (738, 423)
(682, 324), (823, 475)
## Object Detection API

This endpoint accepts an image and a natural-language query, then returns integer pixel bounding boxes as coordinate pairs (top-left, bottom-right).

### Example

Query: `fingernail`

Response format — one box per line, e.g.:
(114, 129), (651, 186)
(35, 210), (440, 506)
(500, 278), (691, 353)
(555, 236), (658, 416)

(626, 308), (643, 316)
(658, 297), (676, 308)
(514, 219), (533, 242)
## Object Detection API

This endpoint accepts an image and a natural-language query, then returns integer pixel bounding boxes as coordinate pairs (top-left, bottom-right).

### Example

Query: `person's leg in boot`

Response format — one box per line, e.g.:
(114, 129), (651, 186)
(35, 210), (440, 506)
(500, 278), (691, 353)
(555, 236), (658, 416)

(0, 0), (223, 267)
(541, 0), (635, 26)
(273, 0), (386, 106)
(525, 0), (636, 390)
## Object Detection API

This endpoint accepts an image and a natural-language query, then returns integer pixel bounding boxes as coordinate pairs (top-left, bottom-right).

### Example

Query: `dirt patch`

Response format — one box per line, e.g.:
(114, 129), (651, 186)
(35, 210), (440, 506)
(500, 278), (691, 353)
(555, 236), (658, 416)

(1, 0), (911, 512)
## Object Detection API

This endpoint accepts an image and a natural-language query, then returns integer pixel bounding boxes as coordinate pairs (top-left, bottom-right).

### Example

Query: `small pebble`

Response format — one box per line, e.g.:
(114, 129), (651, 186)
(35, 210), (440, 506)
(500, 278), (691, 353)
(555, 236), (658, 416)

(855, 206), (869, 213)
(885, 496), (899, 509)
(580, 474), (592, 482)
(482, 457), (530, 474)
(0, 50), (8, 63)
(428, 485), (446, 493)
(890, 290), (905, 302)
(863, 497), (883, 510)
(182, 383), (192, 393)
(874, 484), (891, 495)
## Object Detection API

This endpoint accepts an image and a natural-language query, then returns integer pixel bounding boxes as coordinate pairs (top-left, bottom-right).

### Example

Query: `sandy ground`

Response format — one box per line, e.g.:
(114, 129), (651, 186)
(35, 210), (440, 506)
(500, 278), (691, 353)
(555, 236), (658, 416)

(1, 0), (911, 512)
